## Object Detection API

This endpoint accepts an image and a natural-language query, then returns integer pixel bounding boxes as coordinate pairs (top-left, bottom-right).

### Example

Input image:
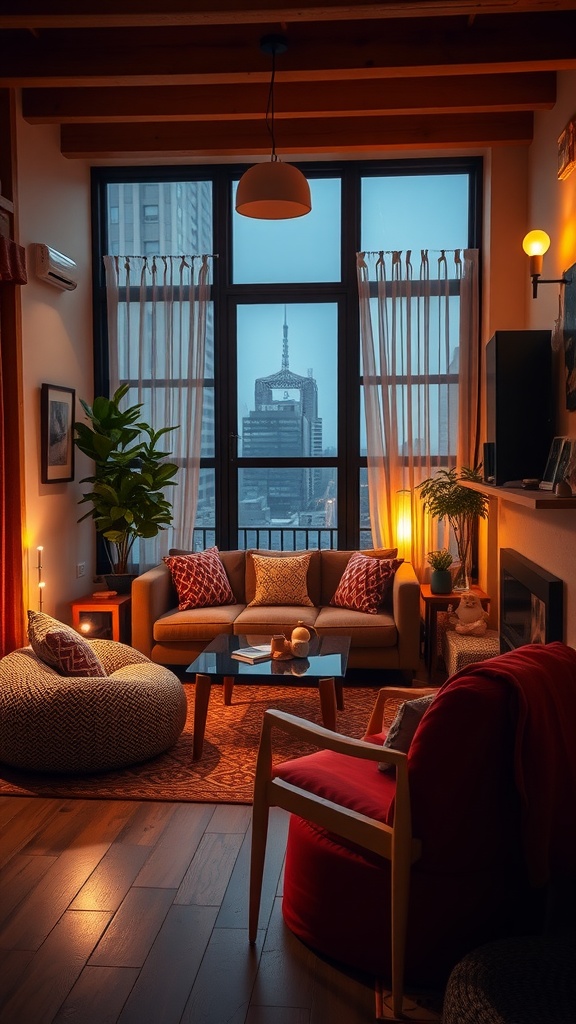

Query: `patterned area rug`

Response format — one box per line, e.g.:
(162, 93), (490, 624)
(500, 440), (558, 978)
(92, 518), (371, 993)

(0, 683), (379, 803)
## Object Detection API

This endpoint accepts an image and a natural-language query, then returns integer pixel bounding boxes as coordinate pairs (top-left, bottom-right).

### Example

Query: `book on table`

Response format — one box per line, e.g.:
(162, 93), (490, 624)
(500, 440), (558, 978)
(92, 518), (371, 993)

(231, 644), (272, 663)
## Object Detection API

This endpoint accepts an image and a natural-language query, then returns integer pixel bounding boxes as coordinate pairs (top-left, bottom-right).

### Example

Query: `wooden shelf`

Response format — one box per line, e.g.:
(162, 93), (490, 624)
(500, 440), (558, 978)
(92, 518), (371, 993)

(462, 479), (576, 510)
(0, 195), (14, 214)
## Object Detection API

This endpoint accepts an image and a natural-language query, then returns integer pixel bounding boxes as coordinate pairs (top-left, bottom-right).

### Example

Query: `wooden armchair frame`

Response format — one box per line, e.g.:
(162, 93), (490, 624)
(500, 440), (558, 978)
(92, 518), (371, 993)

(249, 686), (439, 1022)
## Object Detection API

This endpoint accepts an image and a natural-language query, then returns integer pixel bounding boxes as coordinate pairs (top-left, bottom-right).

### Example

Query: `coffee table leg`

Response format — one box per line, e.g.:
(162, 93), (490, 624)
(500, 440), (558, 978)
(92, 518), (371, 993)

(335, 680), (344, 711)
(223, 675), (234, 705)
(193, 673), (212, 761)
(318, 677), (337, 731)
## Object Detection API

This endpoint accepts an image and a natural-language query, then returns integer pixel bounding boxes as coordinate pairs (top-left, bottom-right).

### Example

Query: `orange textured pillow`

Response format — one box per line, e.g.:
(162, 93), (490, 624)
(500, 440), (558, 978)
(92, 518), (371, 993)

(248, 552), (313, 607)
(331, 552), (403, 614)
(163, 547), (234, 610)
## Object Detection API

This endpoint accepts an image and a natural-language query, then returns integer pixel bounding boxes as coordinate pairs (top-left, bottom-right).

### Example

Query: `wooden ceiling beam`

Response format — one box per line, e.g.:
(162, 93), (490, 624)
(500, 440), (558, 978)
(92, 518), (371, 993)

(2, 14), (576, 87)
(2, 2), (576, 30)
(60, 111), (534, 158)
(21, 73), (555, 123)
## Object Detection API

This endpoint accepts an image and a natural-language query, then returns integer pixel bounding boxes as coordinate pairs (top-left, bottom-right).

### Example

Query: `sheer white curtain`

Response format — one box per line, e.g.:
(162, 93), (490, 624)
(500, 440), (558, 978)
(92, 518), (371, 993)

(104, 254), (213, 571)
(357, 248), (480, 579)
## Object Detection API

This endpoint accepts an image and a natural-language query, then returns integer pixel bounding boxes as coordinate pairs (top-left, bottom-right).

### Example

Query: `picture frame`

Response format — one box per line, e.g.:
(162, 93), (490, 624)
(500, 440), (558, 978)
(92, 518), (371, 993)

(40, 383), (75, 483)
(558, 119), (576, 181)
(538, 435), (566, 491)
(557, 437), (576, 494)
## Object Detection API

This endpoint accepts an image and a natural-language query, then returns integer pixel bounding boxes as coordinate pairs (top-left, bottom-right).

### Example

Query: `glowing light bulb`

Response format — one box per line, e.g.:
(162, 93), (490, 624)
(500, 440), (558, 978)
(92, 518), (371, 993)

(522, 230), (551, 257)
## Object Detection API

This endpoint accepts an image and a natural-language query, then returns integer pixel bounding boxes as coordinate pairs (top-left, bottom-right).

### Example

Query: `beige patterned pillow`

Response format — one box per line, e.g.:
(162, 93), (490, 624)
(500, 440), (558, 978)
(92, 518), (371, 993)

(248, 552), (313, 607)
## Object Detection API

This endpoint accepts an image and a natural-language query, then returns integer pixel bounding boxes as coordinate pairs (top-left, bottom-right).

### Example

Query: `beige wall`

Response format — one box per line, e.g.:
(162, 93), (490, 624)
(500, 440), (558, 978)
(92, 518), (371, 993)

(14, 73), (576, 640)
(16, 103), (95, 622)
(487, 70), (576, 647)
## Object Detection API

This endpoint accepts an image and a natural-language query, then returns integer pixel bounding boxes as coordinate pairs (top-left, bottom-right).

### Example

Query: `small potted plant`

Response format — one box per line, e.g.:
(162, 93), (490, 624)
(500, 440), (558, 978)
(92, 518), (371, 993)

(418, 467), (489, 591)
(426, 549), (454, 595)
(74, 384), (179, 591)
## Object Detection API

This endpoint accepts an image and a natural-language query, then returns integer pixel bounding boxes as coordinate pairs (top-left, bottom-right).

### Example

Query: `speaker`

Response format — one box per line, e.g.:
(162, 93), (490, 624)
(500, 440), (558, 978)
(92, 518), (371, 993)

(485, 331), (553, 486)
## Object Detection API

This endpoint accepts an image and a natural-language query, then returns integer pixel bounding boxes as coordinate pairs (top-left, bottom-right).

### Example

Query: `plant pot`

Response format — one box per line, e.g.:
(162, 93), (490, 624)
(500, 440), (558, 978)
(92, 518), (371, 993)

(430, 569), (453, 595)
(104, 573), (137, 595)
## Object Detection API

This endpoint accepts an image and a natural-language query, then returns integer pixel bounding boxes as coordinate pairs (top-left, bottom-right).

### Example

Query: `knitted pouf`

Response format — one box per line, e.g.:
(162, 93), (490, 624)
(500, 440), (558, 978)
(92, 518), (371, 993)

(0, 641), (187, 775)
(442, 933), (576, 1024)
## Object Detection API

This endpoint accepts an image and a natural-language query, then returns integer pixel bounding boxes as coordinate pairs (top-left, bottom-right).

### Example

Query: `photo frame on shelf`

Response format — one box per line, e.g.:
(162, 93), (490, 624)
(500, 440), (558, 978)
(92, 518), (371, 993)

(40, 383), (75, 483)
(557, 437), (576, 493)
(538, 435), (566, 491)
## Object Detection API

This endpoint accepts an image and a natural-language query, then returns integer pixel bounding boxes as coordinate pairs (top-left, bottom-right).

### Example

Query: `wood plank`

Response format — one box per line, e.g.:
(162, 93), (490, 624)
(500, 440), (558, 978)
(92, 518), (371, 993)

(21, 72), (556, 123)
(207, 803), (252, 834)
(116, 905), (218, 1024)
(0, 948), (35, 1005)
(0, 798), (65, 868)
(52, 965), (140, 1024)
(250, 896), (316, 1010)
(69, 843), (151, 912)
(2, 15), (576, 88)
(216, 808), (290, 930)
(22, 798), (112, 855)
(246, 1007), (310, 1024)
(0, 843), (119, 950)
(132, 802), (216, 889)
(0, 854), (57, 928)
(174, 831), (244, 907)
(59, 111), (534, 158)
(0, 909), (112, 1024)
(179, 924), (266, 1024)
(88, 887), (175, 968)
(308, 945), (376, 1024)
(113, 799), (177, 846)
(5, 2), (576, 31)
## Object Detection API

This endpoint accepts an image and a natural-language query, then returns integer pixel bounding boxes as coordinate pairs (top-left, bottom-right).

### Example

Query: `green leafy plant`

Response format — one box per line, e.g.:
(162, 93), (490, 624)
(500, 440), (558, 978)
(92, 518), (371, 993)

(74, 384), (179, 574)
(426, 548), (453, 572)
(418, 467), (489, 589)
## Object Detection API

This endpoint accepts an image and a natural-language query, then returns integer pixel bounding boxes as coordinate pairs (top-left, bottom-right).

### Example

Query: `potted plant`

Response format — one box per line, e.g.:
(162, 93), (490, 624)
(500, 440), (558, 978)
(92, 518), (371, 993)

(426, 549), (454, 595)
(74, 384), (179, 591)
(418, 467), (489, 591)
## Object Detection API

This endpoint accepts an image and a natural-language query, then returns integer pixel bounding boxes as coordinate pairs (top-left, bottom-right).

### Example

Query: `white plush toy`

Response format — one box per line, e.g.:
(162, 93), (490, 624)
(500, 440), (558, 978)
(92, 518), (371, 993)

(448, 592), (488, 636)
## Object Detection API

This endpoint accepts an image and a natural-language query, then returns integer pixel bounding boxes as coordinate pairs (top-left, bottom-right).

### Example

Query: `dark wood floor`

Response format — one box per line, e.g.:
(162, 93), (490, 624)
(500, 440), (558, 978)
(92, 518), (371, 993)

(0, 795), (378, 1024)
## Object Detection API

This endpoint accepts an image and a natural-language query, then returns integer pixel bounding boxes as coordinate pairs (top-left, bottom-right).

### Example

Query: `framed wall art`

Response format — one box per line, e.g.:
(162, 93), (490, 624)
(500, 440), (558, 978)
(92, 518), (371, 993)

(558, 118), (576, 180)
(41, 383), (75, 483)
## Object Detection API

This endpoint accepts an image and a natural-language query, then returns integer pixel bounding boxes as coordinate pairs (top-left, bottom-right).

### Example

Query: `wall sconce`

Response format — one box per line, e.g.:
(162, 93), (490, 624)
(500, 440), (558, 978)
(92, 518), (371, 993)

(522, 230), (572, 299)
(235, 35), (311, 220)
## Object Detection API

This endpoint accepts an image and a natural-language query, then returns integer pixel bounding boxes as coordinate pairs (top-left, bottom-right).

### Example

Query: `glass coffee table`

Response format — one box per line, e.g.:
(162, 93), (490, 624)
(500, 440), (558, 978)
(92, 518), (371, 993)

(186, 633), (351, 760)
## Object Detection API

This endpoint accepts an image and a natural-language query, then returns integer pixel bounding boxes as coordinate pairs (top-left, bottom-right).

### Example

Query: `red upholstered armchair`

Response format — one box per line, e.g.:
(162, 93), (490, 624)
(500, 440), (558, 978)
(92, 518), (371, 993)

(249, 643), (576, 1022)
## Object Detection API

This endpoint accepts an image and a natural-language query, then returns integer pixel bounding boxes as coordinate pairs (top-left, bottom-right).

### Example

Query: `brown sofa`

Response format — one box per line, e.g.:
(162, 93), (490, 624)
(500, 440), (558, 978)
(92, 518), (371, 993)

(131, 548), (421, 674)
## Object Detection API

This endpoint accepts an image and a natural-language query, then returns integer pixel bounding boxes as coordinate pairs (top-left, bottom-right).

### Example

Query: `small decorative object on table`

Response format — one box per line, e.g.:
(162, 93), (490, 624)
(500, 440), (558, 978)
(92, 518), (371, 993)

(448, 592), (489, 636)
(427, 549), (453, 595)
(271, 634), (293, 660)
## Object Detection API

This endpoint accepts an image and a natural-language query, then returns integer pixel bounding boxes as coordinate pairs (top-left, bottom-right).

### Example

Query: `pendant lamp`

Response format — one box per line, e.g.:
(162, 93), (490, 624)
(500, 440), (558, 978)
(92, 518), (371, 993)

(236, 35), (311, 220)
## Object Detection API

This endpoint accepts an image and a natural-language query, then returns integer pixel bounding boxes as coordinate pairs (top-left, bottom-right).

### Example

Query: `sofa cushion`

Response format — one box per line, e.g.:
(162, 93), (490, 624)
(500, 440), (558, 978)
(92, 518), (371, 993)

(247, 552), (314, 607)
(378, 693), (436, 771)
(331, 551), (403, 614)
(319, 548), (397, 606)
(163, 547), (234, 609)
(27, 610), (107, 678)
(170, 548), (246, 603)
(234, 606), (319, 637)
(153, 604), (242, 644)
(245, 549), (321, 607)
(314, 605), (397, 648)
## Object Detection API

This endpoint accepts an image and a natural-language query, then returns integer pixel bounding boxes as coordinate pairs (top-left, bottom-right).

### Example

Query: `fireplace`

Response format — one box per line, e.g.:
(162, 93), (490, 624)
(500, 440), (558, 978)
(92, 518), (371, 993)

(499, 548), (563, 652)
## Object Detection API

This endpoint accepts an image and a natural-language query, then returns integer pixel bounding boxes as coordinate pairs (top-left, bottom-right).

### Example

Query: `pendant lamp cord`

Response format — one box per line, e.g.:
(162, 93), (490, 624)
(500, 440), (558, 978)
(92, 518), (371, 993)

(265, 45), (278, 162)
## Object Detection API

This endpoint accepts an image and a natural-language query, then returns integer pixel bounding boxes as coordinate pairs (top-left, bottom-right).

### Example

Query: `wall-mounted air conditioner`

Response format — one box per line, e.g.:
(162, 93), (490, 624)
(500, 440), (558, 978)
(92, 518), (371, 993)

(33, 243), (78, 291)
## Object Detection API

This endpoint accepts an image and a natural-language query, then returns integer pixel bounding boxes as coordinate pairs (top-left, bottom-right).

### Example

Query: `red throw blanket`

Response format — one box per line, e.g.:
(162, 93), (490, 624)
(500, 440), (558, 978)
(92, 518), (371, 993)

(447, 642), (576, 887)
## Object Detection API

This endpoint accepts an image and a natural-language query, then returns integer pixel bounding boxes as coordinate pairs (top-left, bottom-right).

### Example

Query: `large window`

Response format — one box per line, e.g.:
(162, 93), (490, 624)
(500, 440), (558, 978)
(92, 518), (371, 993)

(92, 159), (481, 552)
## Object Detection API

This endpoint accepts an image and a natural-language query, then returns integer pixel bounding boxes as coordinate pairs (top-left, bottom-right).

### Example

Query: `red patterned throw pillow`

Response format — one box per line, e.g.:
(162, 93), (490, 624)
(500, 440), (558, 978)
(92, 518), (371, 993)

(163, 547), (234, 610)
(331, 552), (403, 614)
(27, 610), (107, 677)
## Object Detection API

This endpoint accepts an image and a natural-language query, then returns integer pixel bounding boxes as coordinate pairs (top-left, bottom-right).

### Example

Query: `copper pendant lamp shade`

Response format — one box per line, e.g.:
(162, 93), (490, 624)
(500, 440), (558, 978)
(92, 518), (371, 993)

(235, 34), (311, 220)
(236, 160), (311, 220)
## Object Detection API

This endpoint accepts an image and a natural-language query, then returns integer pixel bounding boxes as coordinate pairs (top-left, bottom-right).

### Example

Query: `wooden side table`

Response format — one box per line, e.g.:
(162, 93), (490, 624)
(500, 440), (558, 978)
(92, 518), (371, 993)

(420, 584), (490, 678)
(71, 593), (132, 645)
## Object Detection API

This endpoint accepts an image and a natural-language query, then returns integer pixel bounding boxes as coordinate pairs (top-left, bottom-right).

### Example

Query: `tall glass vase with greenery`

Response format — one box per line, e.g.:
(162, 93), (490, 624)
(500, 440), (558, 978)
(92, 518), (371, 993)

(418, 468), (489, 591)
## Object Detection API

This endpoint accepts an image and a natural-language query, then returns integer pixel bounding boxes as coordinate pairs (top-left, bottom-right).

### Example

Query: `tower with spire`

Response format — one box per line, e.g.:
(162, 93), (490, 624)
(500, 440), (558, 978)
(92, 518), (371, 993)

(241, 311), (323, 521)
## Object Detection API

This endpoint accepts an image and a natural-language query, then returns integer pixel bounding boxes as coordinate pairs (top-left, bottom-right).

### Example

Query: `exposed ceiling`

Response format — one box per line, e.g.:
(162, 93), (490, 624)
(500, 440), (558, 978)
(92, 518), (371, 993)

(1, 2), (576, 160)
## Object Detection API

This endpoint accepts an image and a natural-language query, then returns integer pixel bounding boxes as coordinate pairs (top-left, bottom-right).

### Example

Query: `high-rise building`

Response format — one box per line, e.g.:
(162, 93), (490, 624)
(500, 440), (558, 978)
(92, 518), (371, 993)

(241, 314), (323, 521)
